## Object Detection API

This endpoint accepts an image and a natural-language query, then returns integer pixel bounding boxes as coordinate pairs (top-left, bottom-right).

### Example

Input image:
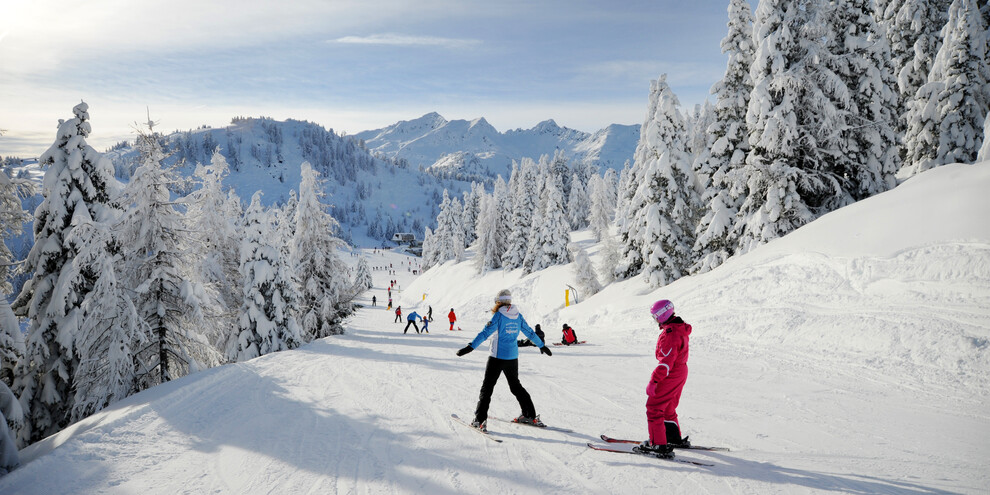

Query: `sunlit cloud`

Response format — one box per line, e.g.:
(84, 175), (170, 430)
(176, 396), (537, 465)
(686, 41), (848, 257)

(331, 34), (481, 49)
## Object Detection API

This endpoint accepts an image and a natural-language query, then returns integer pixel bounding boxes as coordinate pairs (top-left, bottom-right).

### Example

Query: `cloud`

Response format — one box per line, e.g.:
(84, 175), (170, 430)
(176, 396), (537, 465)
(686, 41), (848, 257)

(330, 33), (480, 49)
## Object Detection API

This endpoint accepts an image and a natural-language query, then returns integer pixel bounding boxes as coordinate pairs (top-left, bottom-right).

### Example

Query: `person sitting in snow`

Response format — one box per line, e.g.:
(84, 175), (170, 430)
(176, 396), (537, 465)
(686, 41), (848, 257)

(404, 310), (423, 334)
(560, 323), (579, 345)
(635, 299), (692, 459)
(518, 324), (546, 348)
(455, 289), (552, 431)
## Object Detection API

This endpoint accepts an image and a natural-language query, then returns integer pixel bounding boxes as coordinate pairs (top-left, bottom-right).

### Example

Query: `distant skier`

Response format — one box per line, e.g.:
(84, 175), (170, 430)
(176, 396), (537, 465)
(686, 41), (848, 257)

(372, 295), (377, 307)
(421, 316), (430, 333)
(635, 299), (692, 459)
(518, 324), (546, 348)
(404, 311), (422, 334)
(394, 306), (402, 323)
(427, 305), (433, 322)
(560, 323), (578, 345)
(387, 297), (393, 310)
(455, 289), (552, 431)
(448, 308), (457, 331)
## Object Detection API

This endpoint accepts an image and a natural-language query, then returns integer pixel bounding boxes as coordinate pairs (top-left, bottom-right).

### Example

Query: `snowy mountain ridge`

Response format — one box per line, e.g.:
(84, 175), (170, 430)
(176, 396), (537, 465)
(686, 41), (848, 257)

(353, 113), (639, 178)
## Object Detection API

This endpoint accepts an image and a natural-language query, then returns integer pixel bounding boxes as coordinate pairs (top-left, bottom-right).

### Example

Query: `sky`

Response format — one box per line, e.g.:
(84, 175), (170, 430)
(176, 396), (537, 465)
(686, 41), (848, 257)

(0, 1), (755, 157)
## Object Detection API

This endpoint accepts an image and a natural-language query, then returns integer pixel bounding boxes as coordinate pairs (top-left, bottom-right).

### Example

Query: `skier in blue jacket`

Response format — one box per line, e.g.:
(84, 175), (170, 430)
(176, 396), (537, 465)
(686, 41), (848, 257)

(456, 289), (552, 431)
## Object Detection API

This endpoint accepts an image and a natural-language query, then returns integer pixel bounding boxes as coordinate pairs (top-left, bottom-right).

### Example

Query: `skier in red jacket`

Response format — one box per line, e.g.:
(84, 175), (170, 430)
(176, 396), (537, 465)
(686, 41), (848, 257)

(635, 299), (691, 459)
(448, 308), (457, 331)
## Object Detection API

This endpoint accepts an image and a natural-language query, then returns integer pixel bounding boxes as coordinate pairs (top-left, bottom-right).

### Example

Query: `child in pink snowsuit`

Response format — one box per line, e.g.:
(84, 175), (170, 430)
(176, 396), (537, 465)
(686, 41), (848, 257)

(640, 299), (692, 457)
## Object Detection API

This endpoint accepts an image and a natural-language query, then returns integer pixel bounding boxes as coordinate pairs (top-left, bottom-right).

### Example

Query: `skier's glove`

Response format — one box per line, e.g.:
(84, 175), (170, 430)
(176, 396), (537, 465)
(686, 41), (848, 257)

(456, 345), (474, 356)
(539, 346), (552, 356)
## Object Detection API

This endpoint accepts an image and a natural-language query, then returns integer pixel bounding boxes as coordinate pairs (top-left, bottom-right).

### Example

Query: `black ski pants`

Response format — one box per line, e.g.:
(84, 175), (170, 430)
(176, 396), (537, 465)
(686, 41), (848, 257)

(403, 320), (420, 334)
(474, 356), (536, 424)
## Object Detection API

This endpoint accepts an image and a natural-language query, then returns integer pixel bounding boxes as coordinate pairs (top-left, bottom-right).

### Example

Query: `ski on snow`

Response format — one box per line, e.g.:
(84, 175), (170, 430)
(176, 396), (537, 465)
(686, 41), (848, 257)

(489, 416), (574, 433)
(451, 414), (503, 443)
(599, 434), (730, 451)
(586, 443), (714, 466)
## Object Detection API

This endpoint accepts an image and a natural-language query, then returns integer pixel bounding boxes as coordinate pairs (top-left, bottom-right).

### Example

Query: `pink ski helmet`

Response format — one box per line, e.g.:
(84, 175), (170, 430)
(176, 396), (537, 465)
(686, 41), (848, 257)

(650, 299), (675, 323)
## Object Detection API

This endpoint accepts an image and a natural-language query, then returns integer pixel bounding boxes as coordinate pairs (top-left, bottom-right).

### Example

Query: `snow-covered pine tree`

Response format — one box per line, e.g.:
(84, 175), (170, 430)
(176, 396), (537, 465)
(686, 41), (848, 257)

(492, 176), (512, 259)
(570, 244), (602, 298)
(597, 230), (621, 286)
(903, 0), (990, 176)
(292, 162), (351, 339)
(430, 190), (463, 265)
(616, 74), (694, 282)
(566, 173), (591, 230)
(875, 0), (952, 136)
(184, 149), (243, 348)
(354, 257), (374, 291)
(0, 171), (32, 384)
(117, 126), (218, 388)
(11, 102), (121, 444)
(473, 193), (502, 273)
(692, 0), (755, 274)
(502, 159), (539, 270)
(549, 150), (572, 201)
(734, 0), (846, 255)
(587, 175), (612, 241)
(460, 183), (482, 248)
(66, 220), (144, 421)
(525, 174), (571, 273)
(420, 227), (436, 270)
(229, 192), (302, 362)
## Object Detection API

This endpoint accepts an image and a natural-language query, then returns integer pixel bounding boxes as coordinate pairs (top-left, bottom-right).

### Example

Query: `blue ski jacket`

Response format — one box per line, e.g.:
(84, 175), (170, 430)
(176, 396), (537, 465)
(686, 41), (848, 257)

(469, 305), (544, 360)
(407, 311), (420, 322)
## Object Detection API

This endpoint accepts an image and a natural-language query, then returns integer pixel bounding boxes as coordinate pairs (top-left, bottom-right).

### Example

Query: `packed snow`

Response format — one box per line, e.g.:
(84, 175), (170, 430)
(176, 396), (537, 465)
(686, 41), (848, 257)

(0, 163), (987, 493)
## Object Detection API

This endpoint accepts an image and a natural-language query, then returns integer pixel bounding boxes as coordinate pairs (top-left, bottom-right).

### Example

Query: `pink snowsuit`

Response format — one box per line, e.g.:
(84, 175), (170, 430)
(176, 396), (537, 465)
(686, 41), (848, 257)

(645, 317), (691, 445)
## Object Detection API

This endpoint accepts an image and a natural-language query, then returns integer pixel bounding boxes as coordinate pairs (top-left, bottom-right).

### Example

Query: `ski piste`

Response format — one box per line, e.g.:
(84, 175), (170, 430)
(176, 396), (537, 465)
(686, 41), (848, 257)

(489, 416), (573, 433)
(586, 443), (714, 466)
(451, 414), (502, 443)
(600, 434), (729, 451)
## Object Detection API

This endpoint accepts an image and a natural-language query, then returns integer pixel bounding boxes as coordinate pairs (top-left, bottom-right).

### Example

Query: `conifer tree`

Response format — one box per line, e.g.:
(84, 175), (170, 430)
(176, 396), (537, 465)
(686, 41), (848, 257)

(566, 173), (591, 230)
(185, 149), (243, 348)
(0, 171), (32, 384)
(903, 0), (990, 175)
(616, 75), (694, 282)
(11, 102), (120, 444)
(117, 126), (217, 388)
(502, 160), (538, 269)
(587, 175), (614, 242)
(292, 162), (350, 339)
(597, 232), (621, 286)
(525, 175), (571, 273)
(473, 193), (502, 273)
(353, 257), (374, 291)
(735, 0), (847, 254)
(571, 245), (602, 298)
(229, 193), (302, 362)
(693, 0), (754, 273)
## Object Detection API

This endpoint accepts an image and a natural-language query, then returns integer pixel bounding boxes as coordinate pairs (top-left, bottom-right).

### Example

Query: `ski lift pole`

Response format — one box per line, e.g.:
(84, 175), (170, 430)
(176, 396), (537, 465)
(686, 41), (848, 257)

(566, 284), (578, 306)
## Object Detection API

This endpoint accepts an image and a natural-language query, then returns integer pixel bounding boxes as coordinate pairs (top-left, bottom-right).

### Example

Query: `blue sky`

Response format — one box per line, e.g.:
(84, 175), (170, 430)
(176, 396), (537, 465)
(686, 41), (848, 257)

(0, 1), (755, 156)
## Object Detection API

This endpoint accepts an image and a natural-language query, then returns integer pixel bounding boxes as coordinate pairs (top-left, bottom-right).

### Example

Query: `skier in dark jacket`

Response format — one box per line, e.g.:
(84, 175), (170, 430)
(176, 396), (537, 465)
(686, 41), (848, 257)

(518, 324), (546, 347)
(456, 289), (552, 431)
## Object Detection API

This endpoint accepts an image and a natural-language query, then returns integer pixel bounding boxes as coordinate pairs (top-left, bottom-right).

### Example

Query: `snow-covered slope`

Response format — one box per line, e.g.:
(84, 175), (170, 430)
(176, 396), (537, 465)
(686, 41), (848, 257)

(1, 163), (987, 494)
(353, 113), (639, 177)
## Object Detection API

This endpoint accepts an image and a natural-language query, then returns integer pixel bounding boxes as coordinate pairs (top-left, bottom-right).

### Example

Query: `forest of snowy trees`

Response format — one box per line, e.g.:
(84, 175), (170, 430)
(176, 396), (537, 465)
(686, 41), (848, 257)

(423, 0), (990, 290)
(1, 0), (988, 454)
(0, 104), (359, 447)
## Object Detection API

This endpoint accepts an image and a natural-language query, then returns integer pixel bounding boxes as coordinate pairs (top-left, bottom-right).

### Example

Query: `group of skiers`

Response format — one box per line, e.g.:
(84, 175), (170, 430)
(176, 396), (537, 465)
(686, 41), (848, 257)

(454, 289), (691, 459)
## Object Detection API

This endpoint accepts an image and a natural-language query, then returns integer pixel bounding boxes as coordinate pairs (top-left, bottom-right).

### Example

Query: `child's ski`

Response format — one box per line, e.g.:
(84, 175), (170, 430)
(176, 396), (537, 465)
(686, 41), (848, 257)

(586, 443), (713, 466)
(552, 341), (587, 346)
(451, 414), (502, 443)
(600, 434), (729, 451)
(489, 416), (573, 432)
